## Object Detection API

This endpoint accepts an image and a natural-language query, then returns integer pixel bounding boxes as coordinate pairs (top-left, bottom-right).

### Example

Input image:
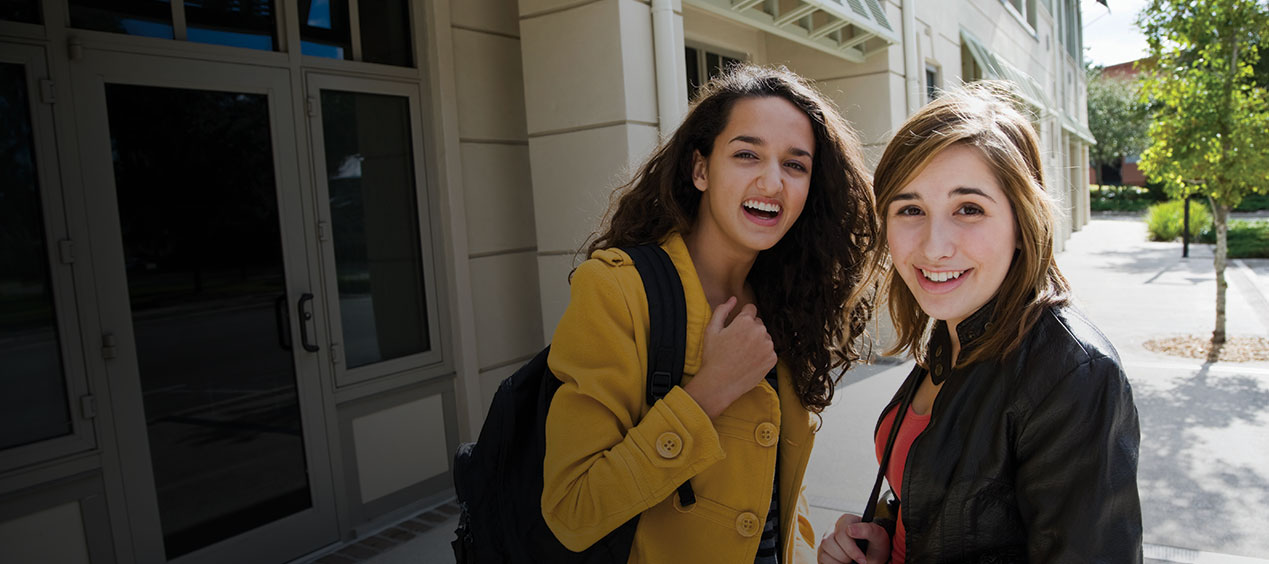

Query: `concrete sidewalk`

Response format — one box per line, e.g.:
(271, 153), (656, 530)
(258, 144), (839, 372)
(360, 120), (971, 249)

(322, 216), (1269, 563)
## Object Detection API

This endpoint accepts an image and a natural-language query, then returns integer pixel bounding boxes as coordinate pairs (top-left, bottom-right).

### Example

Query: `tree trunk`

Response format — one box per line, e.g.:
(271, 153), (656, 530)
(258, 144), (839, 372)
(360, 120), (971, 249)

(1212, 198), (1229, 345)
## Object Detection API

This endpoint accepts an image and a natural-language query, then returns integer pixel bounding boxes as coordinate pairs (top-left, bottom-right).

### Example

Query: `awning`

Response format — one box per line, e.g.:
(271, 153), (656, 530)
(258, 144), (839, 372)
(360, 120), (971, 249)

(685, 0), (898, 63)
(960, 29), (1052, 111)
(1061, 113), (1097, 145)
(960, 30), (1095, 145)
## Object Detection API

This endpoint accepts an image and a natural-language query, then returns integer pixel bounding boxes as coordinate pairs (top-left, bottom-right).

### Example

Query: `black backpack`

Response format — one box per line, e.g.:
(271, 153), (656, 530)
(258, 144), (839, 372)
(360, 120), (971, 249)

(451, 244), (696, 563)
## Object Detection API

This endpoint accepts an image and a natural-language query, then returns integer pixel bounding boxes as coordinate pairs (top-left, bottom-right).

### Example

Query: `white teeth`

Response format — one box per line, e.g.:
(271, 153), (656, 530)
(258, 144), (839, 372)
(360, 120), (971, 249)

(743, 200), (781, 214)
(920, 269), (965, 282)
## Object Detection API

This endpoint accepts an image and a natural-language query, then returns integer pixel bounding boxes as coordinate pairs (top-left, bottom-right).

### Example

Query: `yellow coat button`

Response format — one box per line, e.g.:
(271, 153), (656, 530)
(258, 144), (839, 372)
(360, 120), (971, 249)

(736, 512), (760, 537)
(655, 432), (682, 459)
(755, 422), (778, 447)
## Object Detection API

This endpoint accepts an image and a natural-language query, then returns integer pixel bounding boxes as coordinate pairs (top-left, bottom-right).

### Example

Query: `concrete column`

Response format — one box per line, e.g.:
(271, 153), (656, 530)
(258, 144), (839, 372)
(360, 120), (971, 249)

(518, 0), (670, 338)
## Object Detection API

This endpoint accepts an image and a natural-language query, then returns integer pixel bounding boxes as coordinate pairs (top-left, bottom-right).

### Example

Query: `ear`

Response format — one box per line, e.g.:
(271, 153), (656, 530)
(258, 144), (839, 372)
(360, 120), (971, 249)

(692, 150), (708, 192)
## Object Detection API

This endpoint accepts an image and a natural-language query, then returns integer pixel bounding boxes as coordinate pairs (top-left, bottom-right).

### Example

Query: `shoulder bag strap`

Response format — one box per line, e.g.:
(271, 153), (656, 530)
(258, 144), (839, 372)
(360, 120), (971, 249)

(862, 368), (922, 523)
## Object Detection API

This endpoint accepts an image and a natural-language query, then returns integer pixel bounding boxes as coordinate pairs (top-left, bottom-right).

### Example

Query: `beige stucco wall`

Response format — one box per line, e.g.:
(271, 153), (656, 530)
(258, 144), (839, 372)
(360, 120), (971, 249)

(520, 0), (669, 339)
(450, 0), (544, 412)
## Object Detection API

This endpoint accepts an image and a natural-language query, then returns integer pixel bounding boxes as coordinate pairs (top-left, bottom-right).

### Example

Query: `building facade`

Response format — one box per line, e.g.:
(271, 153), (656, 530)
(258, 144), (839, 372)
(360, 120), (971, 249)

(0, 1), (1091, 562)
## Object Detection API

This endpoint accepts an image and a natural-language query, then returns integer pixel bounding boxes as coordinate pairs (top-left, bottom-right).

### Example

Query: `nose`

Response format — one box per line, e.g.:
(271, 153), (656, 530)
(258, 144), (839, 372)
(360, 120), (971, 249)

(921, 216), (956, 261)
(756, 162), (782, 194)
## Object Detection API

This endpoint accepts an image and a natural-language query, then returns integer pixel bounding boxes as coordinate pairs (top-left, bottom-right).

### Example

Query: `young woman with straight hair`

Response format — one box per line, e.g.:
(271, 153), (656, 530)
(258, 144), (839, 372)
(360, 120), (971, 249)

(820, 82), (1142, 563)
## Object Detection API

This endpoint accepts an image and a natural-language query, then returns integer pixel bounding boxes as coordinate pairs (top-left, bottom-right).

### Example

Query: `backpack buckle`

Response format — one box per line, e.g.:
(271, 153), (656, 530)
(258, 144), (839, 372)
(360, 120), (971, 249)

(648, 370), (673, 402)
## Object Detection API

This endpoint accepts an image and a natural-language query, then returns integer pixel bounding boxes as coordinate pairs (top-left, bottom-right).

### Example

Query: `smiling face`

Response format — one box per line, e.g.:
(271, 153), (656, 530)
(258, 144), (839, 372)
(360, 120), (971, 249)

(886, 144), (1017, 333)
(690, 96), (814, 258)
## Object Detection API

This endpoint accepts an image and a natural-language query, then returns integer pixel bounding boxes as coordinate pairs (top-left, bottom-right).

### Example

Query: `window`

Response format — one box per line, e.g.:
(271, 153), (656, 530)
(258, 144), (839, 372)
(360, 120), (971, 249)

(685, 45), (743, 100)
(925, 64), (940, 102)
(1003, 0), (1038, 30)
(64, 0), (414, 66)
(300, 0), (413, 66)
(962, 43), (984, 82)
(0, 0), (40, 24)
(316, 87), (435, 374)
(1063, 0), (1081, 60)
(185, 0), (278, 51)
(69, 0), (174, 39)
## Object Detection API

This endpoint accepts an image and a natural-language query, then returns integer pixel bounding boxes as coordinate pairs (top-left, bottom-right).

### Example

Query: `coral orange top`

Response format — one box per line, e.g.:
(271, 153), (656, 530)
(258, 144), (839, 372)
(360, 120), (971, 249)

(874, 405), (932, 564)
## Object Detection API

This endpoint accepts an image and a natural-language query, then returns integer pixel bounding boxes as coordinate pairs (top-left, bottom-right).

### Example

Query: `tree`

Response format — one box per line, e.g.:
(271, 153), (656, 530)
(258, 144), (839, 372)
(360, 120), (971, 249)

(1086, 66), (1149, 187)
(1136, 0), (1269, 345)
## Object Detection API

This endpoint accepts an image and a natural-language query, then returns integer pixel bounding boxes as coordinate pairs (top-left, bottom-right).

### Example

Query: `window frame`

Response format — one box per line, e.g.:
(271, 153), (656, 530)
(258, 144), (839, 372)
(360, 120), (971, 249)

(0, 43), (96, 473)
(305, 73), (445, 389)
(999, 0), (1039, 35)
(54, 0), (416, 67)
(925, 62), (941, 102)
(684, 41), (746, 100)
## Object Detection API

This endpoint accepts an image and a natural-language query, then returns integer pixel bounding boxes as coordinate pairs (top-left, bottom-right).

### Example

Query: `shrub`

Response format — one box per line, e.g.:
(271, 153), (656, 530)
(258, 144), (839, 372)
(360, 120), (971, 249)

(1146, 199), (1211, 241)
(1090, 184), (1160, 212)
(1233, 193), (1269, 212)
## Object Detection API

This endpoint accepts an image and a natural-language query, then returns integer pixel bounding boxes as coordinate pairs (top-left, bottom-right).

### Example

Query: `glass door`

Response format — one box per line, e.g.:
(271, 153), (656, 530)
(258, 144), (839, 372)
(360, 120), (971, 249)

(72, 50), (337, 563)
(0, 42), (94, 472)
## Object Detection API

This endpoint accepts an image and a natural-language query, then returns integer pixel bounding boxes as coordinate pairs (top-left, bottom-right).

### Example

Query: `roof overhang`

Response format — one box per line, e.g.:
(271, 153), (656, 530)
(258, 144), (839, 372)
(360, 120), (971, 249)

(960, 29), (1095, 145)
(685, 0), (898, 63)
(960, 29), (1051, 110)
(1061, 113), (1097, 145)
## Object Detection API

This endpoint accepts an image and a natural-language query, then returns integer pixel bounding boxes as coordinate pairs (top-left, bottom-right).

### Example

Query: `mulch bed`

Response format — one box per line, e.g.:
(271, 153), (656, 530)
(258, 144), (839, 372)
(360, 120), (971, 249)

(1143, 335), (1269, 362)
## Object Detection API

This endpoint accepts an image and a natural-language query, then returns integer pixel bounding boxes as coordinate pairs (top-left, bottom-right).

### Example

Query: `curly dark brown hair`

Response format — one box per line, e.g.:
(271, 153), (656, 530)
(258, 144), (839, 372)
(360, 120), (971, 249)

(583, 64), (879, 413)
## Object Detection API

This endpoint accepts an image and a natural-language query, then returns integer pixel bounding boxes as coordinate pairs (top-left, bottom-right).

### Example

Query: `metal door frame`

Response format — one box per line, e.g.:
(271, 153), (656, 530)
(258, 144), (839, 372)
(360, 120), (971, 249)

(71, 48), (339, 564)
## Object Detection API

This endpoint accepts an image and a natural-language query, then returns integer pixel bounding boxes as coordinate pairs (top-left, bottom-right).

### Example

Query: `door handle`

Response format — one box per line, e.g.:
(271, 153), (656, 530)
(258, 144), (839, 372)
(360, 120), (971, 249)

(297, 293), (320, 353)
(275, 295), (292, 351)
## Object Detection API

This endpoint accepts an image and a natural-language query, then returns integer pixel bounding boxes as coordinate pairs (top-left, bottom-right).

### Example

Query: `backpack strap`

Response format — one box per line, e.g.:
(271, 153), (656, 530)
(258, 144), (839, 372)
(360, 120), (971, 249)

(622, 245), (687, 406)
(622, 244), (695, 507)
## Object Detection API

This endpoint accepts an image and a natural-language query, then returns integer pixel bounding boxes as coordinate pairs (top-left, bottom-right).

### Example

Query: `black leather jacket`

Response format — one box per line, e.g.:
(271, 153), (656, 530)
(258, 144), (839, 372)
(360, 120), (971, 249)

(876, 303), (1142, 563)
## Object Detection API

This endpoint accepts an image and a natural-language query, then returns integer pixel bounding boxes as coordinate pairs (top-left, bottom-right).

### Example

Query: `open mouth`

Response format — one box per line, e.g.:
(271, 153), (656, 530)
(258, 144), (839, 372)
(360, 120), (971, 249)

(920, 268), (967, 283)
(743, 199), (781, 220)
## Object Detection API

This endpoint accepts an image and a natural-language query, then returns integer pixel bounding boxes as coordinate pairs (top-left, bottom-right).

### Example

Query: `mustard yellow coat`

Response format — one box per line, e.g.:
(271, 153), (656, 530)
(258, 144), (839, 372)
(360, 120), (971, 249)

(542, 233), (818, 564)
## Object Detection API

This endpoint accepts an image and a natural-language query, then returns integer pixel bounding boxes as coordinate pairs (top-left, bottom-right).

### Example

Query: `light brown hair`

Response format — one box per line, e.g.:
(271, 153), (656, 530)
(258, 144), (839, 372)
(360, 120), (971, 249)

(873, 81), (1071, 366)
(585, 64), (879, 412)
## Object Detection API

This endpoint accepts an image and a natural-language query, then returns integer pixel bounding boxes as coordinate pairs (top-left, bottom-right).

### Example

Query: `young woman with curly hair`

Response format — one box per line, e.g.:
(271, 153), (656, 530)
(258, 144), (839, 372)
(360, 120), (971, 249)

(541, 64), (888, 563)
(820, 82), (1142, 563)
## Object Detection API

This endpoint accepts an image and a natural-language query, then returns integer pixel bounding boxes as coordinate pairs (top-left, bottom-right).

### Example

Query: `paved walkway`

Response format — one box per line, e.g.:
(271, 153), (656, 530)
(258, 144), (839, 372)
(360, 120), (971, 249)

(316, 216), (1269, 563)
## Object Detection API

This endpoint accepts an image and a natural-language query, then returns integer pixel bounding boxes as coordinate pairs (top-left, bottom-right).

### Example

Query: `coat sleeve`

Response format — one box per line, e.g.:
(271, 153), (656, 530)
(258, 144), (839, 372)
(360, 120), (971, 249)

(541, 259), (726, 552)
(1014, 355), (1143, 563)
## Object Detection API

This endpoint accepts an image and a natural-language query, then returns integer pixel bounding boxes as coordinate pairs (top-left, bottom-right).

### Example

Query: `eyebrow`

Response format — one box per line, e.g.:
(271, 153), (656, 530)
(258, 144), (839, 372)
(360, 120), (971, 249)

(951, 186), (998, 202)
(729, 135), (813, 158)
(891, 186), (998, 203)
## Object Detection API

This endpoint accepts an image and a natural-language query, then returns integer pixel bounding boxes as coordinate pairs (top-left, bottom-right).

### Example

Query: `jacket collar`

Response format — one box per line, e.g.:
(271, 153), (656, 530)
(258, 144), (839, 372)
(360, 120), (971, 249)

(659, 232), (709, 375)
(926, 298), (996, 384)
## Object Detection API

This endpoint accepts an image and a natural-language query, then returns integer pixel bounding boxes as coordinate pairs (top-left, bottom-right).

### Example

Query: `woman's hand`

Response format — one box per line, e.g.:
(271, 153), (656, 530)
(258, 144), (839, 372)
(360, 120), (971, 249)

(818, 513), (890, 564)
(684, 296), (778, 418)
